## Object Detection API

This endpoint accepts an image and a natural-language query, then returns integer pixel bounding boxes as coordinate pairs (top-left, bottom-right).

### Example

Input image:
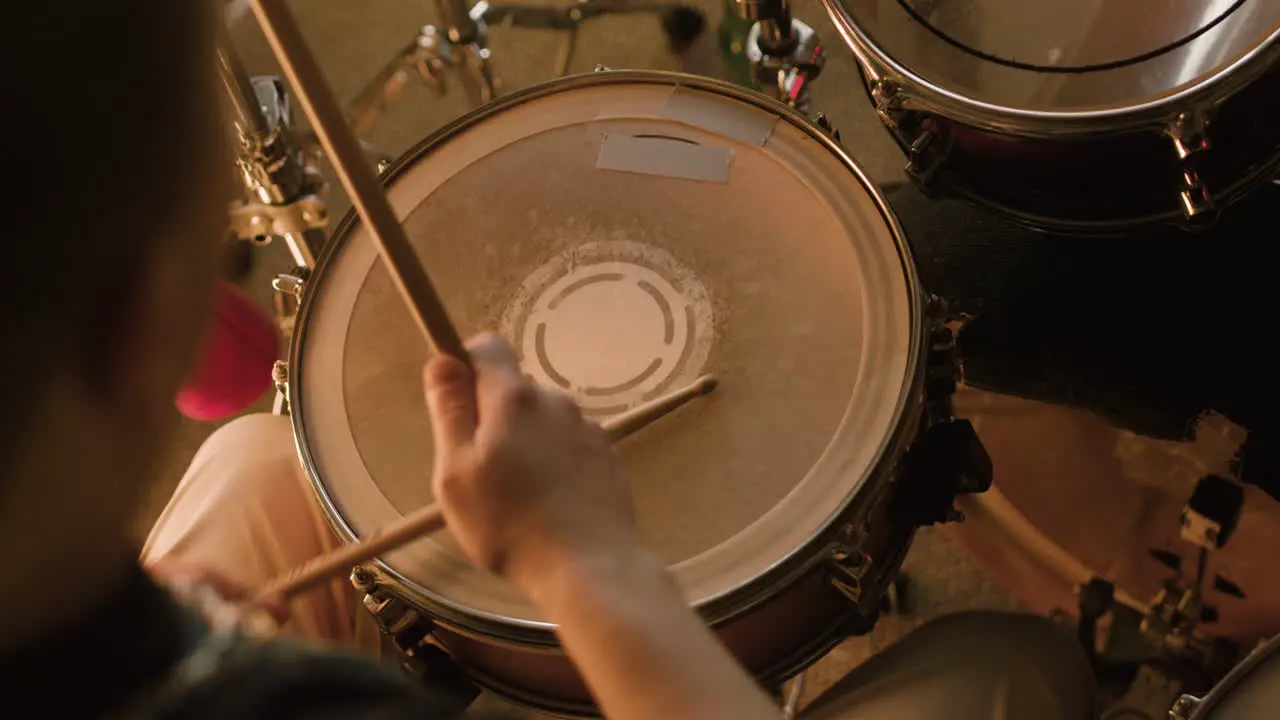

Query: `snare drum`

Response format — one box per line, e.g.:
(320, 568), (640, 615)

(821, 0), (1280, 233)
(283, 70), (977, 715)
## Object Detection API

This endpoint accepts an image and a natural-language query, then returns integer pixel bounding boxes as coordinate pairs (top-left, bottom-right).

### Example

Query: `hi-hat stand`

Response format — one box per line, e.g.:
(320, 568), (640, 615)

(347, 0), (707, 136)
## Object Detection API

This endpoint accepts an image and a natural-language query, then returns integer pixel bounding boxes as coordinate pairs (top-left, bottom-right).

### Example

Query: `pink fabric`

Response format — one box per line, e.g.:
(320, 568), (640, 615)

(175, 280), (278, 421)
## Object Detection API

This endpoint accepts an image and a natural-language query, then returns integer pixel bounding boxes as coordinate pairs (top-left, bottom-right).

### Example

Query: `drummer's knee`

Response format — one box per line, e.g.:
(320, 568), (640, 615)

(187, 413), (306, 499)
(917, 610), (1097, 707)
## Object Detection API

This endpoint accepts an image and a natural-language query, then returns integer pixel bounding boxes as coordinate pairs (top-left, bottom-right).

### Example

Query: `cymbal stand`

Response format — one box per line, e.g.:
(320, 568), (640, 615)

(730, 0), (824, 114)
(346, 0), (705, 136)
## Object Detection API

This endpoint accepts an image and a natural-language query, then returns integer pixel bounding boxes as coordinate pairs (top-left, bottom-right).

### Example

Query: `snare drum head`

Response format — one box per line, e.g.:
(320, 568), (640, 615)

(828, 0), (1280, 113)
(293, 73), (919, 630)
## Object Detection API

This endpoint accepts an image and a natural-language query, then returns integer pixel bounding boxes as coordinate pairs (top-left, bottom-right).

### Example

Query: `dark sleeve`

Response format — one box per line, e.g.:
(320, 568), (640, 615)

(153, 647), (472, 720)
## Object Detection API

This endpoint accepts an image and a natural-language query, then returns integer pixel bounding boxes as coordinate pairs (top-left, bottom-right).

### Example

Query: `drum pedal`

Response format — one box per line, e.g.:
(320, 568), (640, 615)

(1180, 475), (1243, 551)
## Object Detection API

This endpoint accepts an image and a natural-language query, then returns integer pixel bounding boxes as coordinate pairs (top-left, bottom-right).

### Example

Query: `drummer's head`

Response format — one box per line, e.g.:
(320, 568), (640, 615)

(0, 4), (228, 552)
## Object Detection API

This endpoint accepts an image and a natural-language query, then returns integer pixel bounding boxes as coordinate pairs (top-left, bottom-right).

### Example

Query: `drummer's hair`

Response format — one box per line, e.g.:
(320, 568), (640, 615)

(0, 2), (218, 471)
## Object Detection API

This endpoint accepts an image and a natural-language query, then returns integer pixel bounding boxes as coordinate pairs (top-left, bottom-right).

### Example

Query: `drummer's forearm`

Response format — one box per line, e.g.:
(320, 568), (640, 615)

(527, 548), (779, 720)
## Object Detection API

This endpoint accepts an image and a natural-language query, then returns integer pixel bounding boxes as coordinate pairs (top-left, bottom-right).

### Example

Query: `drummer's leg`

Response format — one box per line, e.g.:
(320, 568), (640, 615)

(142, 413), (386, 659)
(804, 611), (1098, 720)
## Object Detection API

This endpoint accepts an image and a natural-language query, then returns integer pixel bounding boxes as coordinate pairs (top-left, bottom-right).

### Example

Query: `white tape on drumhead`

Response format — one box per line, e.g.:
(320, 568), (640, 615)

(662, 86), (778, 146)
(597, 134), (732, 183)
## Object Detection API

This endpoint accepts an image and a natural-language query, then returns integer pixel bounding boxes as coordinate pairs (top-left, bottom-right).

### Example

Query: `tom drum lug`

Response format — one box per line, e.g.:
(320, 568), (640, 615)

(1168, 111), (1211, 161)
(905, 126), (948, 189)
(1178, 169), (1216, 221)
(1169, 694), (1201, 719)
(594, 64), (612, 72)
(1166, 111), (1217, 223)
(870, 78), (904, 128)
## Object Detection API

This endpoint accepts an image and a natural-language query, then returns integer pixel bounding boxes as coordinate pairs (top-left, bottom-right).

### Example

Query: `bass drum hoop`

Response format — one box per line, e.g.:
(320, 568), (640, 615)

(285, 69), (929, 646)
(1187, 633), (1280, 719)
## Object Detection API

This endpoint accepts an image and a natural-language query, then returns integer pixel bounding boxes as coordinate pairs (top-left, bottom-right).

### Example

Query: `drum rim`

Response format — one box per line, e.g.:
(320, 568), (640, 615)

(287, 68), (928, 644)
(821, 0), (1280, 136)
(1188, 633), (1280, 718)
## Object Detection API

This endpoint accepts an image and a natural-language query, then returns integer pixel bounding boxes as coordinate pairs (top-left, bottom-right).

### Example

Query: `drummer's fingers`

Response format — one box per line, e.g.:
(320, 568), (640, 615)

(423, 352), (479, 450)
(467, 333), (533, 420)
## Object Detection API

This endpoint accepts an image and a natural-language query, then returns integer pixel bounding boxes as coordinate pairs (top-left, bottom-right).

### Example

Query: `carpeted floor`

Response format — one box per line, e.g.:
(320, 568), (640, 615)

(136, 1), (1024, 715)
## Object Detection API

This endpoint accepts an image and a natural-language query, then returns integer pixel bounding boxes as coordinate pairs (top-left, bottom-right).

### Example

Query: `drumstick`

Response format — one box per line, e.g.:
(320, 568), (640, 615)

(256, 375), (718, 602)
(247, 0), (468, 363)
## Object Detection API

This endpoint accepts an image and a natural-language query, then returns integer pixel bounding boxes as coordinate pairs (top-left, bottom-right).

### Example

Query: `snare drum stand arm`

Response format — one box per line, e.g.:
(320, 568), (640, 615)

(732, 0), (824, 114)
(217, 34), (327, 270)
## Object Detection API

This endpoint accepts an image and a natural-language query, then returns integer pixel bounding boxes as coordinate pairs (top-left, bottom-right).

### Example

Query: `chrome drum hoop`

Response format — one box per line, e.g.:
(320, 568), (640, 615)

(819, 0), (1280, 233)
(285, 68), (932, 647)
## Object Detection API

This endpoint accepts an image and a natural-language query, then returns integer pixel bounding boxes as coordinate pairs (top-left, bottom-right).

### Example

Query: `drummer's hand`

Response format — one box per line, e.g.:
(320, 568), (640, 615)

(422, 333), (640, 594)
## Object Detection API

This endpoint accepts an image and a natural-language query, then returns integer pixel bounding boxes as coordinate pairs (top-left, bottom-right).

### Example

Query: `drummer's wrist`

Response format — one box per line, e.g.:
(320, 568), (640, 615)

(520, 544), (673, 616)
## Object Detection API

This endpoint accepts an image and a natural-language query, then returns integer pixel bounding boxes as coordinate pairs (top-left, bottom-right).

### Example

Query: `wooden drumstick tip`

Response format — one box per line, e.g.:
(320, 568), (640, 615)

(692, 374), (718, 396)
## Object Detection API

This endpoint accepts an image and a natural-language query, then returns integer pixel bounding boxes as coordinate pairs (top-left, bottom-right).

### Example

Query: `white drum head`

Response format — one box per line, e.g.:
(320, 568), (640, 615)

(293, 73), (919, 631)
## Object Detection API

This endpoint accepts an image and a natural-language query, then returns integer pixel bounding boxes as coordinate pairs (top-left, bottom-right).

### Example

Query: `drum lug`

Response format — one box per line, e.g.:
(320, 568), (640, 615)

(815, 113), (841, 143)
(1166, 111), (1218, 224)
(828, 524), (872, 602)
(271, 360), (289, 415)
(904, 127), (948, 189)
(1168, 694), (1201, 719)
(350, 565), (481, 713)
(1178, 169), (1216, 221)
(870, 78), (904, 128)
(272, 267), (308, 339)
(1168, 111), (1211, 161)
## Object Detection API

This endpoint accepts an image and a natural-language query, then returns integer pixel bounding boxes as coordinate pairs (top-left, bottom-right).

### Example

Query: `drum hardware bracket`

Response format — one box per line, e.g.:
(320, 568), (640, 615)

(1168, 694), (1201, 720)
(743, 18), (824, 114)
(228, 195), (329, 244)
(733, 0), (824, 113)
(350, 564), (482, 713)
(1180, 475), (1243, 551)
(217, 41), (325, 268)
